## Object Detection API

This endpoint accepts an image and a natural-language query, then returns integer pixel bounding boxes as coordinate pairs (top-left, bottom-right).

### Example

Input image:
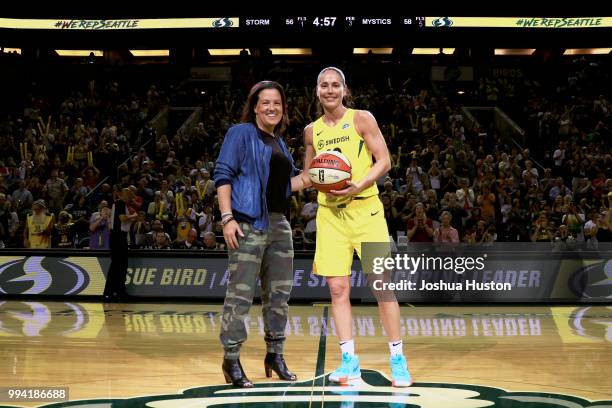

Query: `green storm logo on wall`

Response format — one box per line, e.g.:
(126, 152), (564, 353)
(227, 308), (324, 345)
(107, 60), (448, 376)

(2, 370), (610, 408)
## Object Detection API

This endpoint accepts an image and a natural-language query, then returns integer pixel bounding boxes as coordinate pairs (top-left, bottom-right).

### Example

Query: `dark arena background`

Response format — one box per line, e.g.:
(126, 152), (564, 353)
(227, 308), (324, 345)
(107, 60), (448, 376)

(0, 12), (610, 407)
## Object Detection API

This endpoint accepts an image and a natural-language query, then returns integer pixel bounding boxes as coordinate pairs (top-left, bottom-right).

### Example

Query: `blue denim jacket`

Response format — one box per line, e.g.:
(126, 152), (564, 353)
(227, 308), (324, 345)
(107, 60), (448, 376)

(213, 123), (298, 230)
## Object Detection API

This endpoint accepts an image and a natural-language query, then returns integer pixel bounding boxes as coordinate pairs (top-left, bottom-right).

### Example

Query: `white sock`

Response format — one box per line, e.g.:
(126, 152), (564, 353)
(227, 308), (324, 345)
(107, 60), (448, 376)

(339, 339), (355, 356)
(389, 340), (403, 356)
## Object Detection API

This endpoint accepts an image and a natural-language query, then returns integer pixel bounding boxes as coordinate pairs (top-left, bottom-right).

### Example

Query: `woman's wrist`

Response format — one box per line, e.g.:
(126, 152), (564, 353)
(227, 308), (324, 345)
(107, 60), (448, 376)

(221, 211), (233, 223)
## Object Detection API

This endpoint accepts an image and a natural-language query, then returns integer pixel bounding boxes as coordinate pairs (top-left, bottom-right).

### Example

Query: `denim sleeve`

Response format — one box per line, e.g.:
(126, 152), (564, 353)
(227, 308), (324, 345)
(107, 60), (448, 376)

(213, 126), (244, 187)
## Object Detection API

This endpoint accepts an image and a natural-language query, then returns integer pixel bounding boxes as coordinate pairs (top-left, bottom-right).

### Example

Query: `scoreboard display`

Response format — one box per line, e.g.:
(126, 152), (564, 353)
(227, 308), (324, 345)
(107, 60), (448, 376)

(240, 16), (426, 31)
(1, 16), (609, 31)
(1, 16), (609, 48)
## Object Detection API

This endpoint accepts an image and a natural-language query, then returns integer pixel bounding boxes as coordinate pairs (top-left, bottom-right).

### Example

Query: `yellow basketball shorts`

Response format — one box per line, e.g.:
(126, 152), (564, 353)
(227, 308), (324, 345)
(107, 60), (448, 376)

(313, 195), (390, 277)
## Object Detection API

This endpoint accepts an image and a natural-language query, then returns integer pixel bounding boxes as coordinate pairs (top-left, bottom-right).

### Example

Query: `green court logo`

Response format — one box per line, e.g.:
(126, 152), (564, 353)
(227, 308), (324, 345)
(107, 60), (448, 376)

(2, 370), (609, 407)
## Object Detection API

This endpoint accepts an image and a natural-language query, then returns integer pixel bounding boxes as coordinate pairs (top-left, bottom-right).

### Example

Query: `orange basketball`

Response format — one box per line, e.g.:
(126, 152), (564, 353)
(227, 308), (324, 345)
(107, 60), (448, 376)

(308, 151), (352, 193)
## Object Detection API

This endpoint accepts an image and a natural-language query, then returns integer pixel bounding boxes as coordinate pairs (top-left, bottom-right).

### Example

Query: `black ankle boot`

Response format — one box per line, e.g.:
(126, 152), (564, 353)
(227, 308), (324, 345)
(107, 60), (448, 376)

(264, 352), (297, 381)
(222, 358), (253, 388)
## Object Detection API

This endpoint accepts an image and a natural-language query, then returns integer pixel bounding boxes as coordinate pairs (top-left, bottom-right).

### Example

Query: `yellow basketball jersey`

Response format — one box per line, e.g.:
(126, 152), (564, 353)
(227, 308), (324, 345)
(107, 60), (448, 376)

(312, 109), (378, 206)
(27, 213), (52, 249)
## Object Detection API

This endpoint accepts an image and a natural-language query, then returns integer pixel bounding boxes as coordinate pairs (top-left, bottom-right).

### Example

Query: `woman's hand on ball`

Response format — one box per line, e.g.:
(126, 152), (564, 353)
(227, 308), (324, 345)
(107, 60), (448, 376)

(329, 181), (362, 197)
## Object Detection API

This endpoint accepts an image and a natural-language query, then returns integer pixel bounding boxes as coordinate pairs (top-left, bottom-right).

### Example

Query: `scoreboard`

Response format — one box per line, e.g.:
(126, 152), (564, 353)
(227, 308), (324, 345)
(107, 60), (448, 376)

(1, 16), (609, 31)
(1, 16), (609, 48)
(240, 16), (426, 31)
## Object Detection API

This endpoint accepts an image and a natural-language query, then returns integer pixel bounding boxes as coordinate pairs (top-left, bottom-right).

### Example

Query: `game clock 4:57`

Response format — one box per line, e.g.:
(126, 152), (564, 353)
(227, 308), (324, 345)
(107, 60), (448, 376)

(311, 17), (338, 27)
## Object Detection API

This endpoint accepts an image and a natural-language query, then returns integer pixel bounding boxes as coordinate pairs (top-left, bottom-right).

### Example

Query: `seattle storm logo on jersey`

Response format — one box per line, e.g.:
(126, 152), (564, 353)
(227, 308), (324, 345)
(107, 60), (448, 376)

(11, 370), (611, 407)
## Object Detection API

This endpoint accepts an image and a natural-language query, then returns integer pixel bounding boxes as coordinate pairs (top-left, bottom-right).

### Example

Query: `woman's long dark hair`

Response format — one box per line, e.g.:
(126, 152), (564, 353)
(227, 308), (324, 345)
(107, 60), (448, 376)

(240, 80), (289, 135)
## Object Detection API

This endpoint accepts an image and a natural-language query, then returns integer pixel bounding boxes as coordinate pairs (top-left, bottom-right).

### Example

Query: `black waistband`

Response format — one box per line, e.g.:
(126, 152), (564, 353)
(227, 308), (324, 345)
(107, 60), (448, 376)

(335, 195), (374, 208)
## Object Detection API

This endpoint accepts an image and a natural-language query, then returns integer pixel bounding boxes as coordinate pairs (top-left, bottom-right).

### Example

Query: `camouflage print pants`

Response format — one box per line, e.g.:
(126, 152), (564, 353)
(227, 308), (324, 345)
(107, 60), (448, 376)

(220, 213), (294, 359)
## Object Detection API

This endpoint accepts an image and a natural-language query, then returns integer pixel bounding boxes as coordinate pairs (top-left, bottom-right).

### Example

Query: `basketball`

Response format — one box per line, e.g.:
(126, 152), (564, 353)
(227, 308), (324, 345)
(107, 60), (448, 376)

(308, 150), (352, 193)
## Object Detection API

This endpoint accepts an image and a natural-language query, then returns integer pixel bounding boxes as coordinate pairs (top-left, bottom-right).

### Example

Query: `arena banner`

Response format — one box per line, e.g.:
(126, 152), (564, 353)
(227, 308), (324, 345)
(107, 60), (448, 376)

(1, 245), (609, 301)
(0, 254), (109, 296)
(426, 17), (612, 29)
(0, 17), (239, 30)
(126, 244), (612, 302)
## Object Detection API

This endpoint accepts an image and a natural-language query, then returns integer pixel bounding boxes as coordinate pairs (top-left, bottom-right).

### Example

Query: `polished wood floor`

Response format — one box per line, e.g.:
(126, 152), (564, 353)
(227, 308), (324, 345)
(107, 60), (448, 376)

(0, 301), (610, 407)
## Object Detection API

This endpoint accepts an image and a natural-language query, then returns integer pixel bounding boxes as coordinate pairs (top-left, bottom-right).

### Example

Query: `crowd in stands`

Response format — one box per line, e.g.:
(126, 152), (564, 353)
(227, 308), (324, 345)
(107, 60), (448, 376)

(0, 55), (610, 251)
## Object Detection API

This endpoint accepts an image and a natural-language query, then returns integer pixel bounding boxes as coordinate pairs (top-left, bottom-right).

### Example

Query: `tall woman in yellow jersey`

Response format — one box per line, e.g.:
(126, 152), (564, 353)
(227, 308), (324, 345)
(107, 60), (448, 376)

(295, 67), (412, 387)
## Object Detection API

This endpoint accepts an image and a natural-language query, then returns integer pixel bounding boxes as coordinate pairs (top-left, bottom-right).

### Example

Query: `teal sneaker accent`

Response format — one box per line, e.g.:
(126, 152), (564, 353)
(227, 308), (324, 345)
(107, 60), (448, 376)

(329, 352), (361, 384)
(390, 354), (413, 387)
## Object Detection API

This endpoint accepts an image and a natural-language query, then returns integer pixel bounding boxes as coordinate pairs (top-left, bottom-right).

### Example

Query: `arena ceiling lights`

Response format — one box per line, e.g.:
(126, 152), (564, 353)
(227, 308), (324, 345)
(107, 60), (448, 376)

(2, 48), (21, 54)
(270, 48), (312, 55)
(562, 48), (612, 55)
(494, 49), (536, 55)
(53, 50), (172, 57)
(412, 48), (456, 55)
(353, 48), (393, 54)
(129, 50), (169, 57)
(208, 49), (246, 56)
(55, 50), (102, 57)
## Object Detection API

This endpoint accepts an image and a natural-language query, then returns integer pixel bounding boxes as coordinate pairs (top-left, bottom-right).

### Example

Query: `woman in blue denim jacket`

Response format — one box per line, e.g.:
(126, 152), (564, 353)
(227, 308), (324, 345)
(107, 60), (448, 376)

(214, 81), (310, 388)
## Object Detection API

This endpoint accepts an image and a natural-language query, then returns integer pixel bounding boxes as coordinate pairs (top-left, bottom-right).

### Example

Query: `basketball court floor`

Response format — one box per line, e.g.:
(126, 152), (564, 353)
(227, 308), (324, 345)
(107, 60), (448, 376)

(0, 301), (610, 407)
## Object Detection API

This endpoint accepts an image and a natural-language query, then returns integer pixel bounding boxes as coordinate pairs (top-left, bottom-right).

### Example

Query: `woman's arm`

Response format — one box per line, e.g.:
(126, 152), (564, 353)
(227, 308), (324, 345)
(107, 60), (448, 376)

(291, 124), (314, 192)
(217, 184), (243, 250)
(329, 110), (391, 197)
